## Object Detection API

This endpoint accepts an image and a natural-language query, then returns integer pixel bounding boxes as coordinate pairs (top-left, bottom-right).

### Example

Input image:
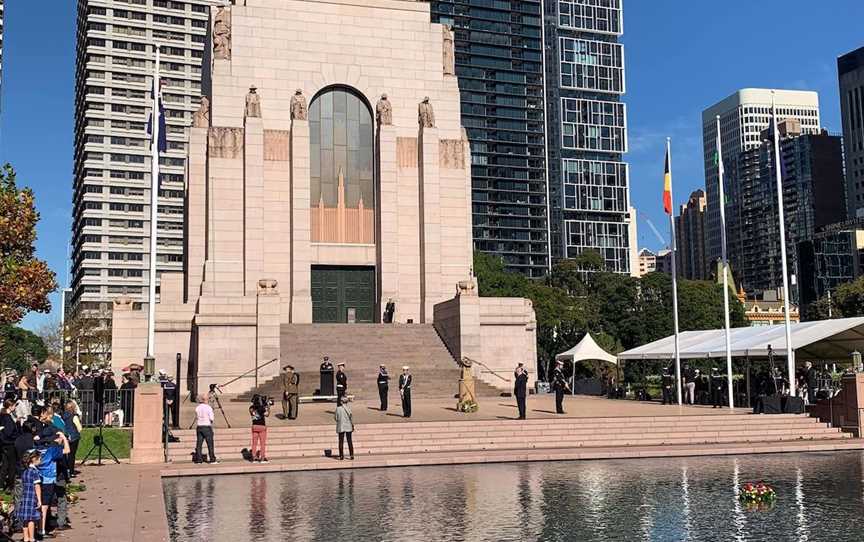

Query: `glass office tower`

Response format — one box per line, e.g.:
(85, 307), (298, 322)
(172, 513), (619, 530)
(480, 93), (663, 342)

(429, 0), (550, 277)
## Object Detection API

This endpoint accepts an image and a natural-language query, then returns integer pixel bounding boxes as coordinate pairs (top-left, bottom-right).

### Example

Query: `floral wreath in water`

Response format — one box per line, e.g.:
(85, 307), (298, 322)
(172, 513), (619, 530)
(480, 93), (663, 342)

(739, 482), (776, 508)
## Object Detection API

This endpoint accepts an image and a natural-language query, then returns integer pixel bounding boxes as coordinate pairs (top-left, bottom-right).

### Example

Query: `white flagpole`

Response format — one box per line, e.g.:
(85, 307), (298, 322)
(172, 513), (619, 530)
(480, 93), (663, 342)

(716, 116), (735, 409)
(668, 137), (682, 406)
(146, 48), (161, 359)
(771, 91), (796, 396)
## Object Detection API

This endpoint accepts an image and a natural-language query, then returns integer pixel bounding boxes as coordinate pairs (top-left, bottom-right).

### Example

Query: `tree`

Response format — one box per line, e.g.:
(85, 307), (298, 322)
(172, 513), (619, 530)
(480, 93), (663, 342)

(806, 276), (864, 320)
(0, 165), (57, 324)
(35, 317), (64, 358)
(63, 312), (112, 369)
(0, 324), (48, 373)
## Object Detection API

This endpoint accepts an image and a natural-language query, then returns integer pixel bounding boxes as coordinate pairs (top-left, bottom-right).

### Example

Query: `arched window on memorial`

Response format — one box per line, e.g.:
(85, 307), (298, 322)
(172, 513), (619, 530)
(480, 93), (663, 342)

(309, 87), (375, 244)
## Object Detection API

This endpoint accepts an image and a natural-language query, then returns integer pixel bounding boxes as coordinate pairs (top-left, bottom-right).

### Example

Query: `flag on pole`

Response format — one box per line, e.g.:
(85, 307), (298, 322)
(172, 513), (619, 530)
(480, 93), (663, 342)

(147, 80), (167, 155)
(663, 148), (673, 215)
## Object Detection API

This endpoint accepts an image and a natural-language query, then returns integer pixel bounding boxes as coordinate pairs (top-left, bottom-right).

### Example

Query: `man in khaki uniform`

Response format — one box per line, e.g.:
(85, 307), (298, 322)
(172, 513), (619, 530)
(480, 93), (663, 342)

(281, 365), (300, 419)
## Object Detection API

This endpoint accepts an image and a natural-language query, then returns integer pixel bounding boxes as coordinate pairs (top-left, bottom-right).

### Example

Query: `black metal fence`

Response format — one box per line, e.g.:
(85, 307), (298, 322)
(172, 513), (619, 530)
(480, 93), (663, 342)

(12, 389), (138, 428)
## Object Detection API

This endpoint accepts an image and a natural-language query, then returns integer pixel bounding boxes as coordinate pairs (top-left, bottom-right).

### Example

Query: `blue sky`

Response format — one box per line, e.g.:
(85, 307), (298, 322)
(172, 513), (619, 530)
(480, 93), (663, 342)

(8, 0), (864, 331)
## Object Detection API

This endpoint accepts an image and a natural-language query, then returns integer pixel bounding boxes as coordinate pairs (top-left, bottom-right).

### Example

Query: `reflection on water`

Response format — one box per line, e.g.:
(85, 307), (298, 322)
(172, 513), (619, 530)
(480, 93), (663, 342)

(163, 452), (864, 542)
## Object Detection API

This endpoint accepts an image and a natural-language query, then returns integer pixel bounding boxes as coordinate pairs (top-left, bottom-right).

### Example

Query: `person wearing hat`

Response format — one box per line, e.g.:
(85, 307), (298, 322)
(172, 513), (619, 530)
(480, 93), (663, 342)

(551, 359), (568, 414)
(661, 366), (675, 405)
(710, 367), (724, 408)
(376, 365), (390, 411)
(513, 363), (529, 420)
(280, 365), (300, 420)
(319, 357), (334, 397)
(335, 363), (348, 402)
(399, 366), (412, 418)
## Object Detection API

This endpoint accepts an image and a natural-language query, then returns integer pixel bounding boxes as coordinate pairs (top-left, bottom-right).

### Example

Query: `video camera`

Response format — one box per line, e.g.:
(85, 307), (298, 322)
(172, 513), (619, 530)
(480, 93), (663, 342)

(251, 394), (274, 408)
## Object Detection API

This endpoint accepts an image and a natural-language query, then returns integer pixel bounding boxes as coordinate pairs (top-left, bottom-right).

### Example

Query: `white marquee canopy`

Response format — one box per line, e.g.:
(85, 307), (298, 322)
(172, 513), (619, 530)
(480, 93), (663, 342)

(617, 317), (864, 362)
(556, 333), (618, 365)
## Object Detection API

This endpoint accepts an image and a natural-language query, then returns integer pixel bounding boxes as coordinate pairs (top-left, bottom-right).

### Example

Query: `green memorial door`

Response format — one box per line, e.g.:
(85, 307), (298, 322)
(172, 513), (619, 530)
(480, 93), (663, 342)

(311, 266), (376, 323)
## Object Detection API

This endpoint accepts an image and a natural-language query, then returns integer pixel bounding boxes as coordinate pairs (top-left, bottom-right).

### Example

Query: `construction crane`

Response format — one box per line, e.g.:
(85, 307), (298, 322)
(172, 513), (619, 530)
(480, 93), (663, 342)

(637, 211), (668, 246)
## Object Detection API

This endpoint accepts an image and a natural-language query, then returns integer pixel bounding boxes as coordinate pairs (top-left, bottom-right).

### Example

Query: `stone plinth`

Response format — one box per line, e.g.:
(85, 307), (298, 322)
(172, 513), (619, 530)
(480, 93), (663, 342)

(130, 383), (164, 464)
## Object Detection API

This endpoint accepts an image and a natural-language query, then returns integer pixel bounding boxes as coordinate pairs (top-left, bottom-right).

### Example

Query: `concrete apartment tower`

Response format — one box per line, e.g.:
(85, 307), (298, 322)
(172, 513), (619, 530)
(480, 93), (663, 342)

(701, 89), (820, 277)
(675, 189), (708, 280)
(839, 46), (864, 218)
(70, 0), (222, 326)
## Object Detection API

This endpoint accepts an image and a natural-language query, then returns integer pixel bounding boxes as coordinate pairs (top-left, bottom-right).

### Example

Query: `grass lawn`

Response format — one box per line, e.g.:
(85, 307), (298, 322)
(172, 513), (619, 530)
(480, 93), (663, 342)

(76, 427), (132, 460)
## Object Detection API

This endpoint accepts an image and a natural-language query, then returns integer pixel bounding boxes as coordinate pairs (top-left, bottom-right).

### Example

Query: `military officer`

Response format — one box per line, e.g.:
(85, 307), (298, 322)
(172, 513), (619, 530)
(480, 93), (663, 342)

(377, 364), (390, 411)
(514, 363), (529, 419)
(335, 362), (348, 401)
(399, 366), (412, 418)
(551, 360), (568, 414)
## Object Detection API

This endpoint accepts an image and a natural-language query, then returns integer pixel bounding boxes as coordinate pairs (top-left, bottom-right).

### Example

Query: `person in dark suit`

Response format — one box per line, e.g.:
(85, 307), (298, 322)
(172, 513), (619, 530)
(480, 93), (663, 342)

(514, 363), (528, 419)
(399, 366), (412, 418)
(661, 368), (675, 405)
(335, 363), (348, 401)
(319, 357), (334, 396)
(551, 360), (568, 414)
(376, 365), (389, 411)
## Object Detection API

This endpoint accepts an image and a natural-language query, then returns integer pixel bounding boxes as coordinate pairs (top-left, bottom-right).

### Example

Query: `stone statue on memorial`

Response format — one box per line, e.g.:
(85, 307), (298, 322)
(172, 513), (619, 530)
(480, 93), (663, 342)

(376, 94), (393, 126)
(290, 89), (307, 121)
(418, 96), (435, 128)
(245, 86), (261, 118)
(193, 96), (210, 128)
(213, 7), (231, 60)
(442, 25), (455, 76)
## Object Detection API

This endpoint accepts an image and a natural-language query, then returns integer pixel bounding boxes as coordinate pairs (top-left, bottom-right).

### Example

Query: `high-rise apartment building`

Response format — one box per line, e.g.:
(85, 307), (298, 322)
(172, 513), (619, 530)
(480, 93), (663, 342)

(428, 0), (550, 277)
(675, 189), (708, 280)
(71, 0), (222, 318)
(726, 121), (845, 300)
(839, 46), (864, 218)
(702, 89), (821, 272)
(544, 0), (633, 273)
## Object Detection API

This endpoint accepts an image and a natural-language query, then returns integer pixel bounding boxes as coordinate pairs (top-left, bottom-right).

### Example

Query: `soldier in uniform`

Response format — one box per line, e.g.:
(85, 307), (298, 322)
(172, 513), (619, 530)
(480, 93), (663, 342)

(335, 363), (348, 401)
(551, 360), (568, 414)
(514, 363), (529, 419)
(399, 366), (412, 418)
(376, 365), (390, 411)
(661, 367), (675, 405)
(710, 367), (724, 408)
(281, 366), (300, 420)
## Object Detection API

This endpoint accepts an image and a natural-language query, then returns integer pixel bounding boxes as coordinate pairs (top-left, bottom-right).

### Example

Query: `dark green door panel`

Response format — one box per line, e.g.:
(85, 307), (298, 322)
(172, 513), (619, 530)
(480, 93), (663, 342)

(311, 266), (375, 323)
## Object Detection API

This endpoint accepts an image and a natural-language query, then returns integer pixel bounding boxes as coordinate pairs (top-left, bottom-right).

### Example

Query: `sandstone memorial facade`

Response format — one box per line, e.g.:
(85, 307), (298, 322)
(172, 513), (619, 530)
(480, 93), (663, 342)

(112, 0), (536, 395)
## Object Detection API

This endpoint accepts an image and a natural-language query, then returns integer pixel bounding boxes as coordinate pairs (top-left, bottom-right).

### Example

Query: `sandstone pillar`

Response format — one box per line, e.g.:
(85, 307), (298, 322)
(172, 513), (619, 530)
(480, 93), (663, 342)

(130, 383), (164, 464)
(290, 120), (313, 322)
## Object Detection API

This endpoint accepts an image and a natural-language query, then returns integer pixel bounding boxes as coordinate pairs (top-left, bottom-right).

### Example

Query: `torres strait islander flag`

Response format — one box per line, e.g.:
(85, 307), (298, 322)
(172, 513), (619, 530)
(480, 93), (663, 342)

(663, 147), (673, 215)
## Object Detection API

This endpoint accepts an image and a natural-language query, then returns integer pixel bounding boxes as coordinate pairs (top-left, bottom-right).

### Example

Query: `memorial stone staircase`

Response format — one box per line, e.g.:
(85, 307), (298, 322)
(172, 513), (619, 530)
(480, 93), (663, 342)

(166, 413), (851, 463)
(235, 323), (503, 401)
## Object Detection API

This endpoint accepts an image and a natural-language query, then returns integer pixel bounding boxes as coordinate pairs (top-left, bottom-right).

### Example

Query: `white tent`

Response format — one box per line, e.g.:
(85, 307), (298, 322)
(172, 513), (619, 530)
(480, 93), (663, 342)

(556, 333), (618, 365)
(617, 317), (864, 362)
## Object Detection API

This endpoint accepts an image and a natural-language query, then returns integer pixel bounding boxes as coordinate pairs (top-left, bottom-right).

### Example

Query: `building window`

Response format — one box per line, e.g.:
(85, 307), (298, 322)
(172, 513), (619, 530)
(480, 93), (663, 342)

(565, 219), (630, 273)
(560, 37), (624, 93)
(558, 0), (622, 34)
(308, 87), (375, 244)
(561, 98), (627, 152)
(562, 159), (628, 213)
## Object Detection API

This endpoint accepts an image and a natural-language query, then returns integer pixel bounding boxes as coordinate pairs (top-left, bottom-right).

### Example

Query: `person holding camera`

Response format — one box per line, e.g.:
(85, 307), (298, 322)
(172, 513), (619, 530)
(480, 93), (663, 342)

(249, 395), (270, 463)
(334, 397), (354, 460)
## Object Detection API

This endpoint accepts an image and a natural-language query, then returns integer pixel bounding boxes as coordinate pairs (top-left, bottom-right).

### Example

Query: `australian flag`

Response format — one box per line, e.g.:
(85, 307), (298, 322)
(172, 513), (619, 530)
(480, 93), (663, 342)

(147, 80), (168, 154)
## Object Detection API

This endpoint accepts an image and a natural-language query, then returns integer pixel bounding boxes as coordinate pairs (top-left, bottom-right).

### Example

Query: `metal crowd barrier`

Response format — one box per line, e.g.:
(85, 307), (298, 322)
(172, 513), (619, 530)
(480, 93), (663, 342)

(13, 389), (138, 428)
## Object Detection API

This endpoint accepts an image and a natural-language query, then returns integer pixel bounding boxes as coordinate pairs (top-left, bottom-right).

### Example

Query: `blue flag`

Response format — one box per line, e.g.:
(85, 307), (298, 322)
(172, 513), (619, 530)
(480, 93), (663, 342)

(147, 81), (167, 154)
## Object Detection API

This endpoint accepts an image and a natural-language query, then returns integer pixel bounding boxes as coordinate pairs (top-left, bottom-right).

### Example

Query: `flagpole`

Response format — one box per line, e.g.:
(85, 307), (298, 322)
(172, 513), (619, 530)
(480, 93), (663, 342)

(146, 48), (161, 360)
(716, 115), (735, 410)
(667, 137), (683, 406)
(771, 91), (796, 397)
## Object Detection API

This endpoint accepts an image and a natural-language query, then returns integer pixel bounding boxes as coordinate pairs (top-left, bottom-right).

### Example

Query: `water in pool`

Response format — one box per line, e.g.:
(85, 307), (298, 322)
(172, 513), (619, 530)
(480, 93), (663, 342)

(163, 451), (864, 541)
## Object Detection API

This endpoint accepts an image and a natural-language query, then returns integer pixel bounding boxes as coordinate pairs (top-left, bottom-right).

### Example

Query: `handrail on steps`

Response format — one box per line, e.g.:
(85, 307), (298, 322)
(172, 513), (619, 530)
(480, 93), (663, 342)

(217, 357), (280, 390)
(462, 357), (510, 384)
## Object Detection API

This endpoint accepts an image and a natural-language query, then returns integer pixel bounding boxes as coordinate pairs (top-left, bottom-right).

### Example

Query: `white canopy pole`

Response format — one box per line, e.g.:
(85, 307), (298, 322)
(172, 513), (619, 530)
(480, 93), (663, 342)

(716, 115), (735, 409)
(771, 91), (796, 396)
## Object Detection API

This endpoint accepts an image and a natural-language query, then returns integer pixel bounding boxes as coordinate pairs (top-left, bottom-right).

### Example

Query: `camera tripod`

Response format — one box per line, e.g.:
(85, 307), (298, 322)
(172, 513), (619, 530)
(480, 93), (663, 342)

(80, 423), (120, 466)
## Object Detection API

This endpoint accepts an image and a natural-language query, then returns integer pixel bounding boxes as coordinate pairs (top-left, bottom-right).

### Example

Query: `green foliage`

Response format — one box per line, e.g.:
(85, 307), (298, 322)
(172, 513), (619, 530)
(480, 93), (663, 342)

(806, 276), (864, 320)
(0, 324), (48, 373)
(76, 427), (132, 460)
(473, 252), (748, 381)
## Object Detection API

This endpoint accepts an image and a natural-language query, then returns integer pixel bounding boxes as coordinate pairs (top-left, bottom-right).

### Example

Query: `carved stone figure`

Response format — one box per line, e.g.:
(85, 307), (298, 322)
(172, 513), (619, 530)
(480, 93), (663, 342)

(442, 25), (455, 76)
(258, 279), (279, 295)
(418, 96), (435, 128)
(245, 85), (261, 118)
(213, 7), (231, 60)
(193, 96), (210, 128)
(376, 94), (392, 126)
(456, 276), (477, 296)
(290, 89), (307, 121)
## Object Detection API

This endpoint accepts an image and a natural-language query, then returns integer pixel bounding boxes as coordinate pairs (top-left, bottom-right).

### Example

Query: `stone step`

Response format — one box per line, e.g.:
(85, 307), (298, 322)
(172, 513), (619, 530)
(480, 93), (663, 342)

(167, 427), (844, 455)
